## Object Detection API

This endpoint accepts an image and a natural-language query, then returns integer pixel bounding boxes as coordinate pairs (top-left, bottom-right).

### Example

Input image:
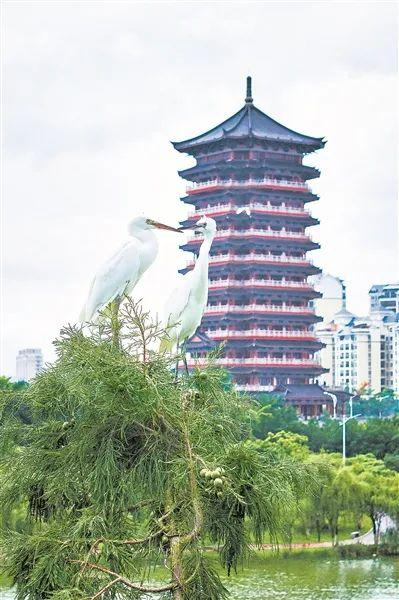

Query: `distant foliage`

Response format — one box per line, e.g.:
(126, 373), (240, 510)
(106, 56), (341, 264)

(253, 393), (399, 460)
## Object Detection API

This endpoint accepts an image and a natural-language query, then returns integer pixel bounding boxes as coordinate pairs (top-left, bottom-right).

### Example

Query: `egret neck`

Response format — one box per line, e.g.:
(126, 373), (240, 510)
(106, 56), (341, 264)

(128, 225), (159, 276)
(191, 235), (213, 302)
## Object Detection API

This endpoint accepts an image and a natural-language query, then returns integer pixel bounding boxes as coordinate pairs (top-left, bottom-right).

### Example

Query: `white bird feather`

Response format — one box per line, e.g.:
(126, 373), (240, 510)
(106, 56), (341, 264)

(80, 216), (181, 322)
(160, 217), (217, 352)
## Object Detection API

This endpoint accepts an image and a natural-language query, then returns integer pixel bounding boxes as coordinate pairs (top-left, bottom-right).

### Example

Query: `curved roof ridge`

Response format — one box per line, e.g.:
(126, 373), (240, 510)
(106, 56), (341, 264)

(251, 104), (324, 143)
(223, 103), (250, 135)
(172, 105), (246, 148)
(172, 100), (325, 152)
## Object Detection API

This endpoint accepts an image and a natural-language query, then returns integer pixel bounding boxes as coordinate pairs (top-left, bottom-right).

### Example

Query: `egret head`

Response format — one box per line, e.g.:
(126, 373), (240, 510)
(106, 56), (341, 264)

(194, 216), (217, 239)
(128, 216), (182, 235)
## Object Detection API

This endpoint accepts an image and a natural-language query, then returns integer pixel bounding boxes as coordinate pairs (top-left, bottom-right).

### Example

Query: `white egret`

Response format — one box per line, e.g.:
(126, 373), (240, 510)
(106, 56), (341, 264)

(160, 216), (217, 369)
(80, 216), (182, 322)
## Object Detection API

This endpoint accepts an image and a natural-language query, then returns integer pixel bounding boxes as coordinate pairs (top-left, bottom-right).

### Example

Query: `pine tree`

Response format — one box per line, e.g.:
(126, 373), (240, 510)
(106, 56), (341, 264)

(0, 300), (312, 599)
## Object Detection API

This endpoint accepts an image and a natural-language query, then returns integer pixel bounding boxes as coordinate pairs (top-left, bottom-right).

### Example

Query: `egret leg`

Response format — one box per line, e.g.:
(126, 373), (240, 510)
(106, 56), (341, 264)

(182, 342), (189, 376)
(174, 339), (180, 382)
(111, 296), (122, 347)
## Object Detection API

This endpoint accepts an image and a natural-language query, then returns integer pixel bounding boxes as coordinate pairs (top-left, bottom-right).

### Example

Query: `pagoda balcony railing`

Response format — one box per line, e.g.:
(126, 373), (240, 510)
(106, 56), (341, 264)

(186, 228), (310, 243)
(185, 357), (321, 367)
(234, 384), (275, 392)
(186, 252), (311, 268)
(186, 178), (309, 195)
(205, 328), (317, 340)
(198, 150), (302, 165)
(204, 303), (315, 315)
(208, 278), (312, 290)
(189, 202), (310, 217)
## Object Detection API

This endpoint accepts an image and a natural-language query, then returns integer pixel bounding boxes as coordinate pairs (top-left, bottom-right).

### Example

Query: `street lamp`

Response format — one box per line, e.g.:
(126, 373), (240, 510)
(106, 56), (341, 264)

(324, 391), (337, 419)
(323, 391), (360, 464)
(377, 393), (391, 419)
(349, 394), (357, 419)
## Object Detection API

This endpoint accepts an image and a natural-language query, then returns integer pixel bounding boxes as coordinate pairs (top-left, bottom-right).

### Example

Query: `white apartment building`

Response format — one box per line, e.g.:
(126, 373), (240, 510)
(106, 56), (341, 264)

(16, 348), (43, 382)
(384, 321), (399, 392)
(313, 275), (399, 393)
(316, 309), (398, 393)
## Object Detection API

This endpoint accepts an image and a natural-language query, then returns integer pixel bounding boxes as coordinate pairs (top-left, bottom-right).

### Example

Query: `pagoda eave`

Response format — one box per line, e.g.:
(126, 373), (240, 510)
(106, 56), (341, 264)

(180, 188), (320, 205)
(179, 163), (320, 182)
(201, 312), (323, 324)
(181, 214), (319, 228)
(192, 363), (327, 374)
(179, 264), (321, 277)
(218, 340), (324, 351)
(172, 135), (325, 157)
(207, 287), (322, 300)
(180, 239), (320, 253)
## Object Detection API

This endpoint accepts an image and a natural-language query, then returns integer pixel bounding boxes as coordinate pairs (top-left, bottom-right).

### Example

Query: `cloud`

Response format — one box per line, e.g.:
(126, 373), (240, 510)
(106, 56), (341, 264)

(2, 1), (397, 376)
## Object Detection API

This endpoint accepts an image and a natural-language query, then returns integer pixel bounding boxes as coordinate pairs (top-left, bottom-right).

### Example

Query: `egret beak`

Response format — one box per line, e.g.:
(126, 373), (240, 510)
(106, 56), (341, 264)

(178, 223), (206, 231)
(146, 219), (183, 233)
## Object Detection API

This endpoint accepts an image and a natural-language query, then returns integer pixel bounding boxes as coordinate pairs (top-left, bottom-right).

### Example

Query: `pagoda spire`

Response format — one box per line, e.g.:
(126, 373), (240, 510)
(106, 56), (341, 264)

(245, 75), (253, 104)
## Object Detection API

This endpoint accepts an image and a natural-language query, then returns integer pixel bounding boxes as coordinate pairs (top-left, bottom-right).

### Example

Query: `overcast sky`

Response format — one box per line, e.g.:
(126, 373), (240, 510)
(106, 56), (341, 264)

(1, 1), (398, 377)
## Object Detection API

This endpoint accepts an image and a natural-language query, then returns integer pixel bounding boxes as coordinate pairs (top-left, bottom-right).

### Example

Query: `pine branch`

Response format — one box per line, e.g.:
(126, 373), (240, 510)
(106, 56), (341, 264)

(90, 577), (121, 599)
(71, 560), (177, 594)
(181, 422), (203, 544)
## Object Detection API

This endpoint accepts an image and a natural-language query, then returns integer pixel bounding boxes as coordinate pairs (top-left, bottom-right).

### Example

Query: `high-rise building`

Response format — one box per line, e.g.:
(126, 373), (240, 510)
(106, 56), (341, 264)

(369, 283), (399, 314)
(316, 310), (399, 393)
(173, 77), (327, 392)
(16, 348), (43, 382)
(383, 320), (399, 392)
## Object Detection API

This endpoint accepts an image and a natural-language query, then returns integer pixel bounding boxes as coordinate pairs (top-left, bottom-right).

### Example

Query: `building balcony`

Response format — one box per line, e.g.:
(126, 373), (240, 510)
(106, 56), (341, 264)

(186, 228), (311, 244)
(185, 356), (322, 368)
(186, 178), (309, 195)
(205, 328), (318, 341)
(188, 202), (310, 218)
(234, 384), (275, 392)
(208, 278), (313, 291)
(204, 303), (315, 316)
(186, 252), (312, 269)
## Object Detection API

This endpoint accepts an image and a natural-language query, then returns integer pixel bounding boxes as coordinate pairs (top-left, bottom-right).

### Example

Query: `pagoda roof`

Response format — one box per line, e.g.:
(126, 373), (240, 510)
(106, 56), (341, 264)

(187, 330), (217, 351)
(173, 78), (325, 153)
(274, 383), (328, 401)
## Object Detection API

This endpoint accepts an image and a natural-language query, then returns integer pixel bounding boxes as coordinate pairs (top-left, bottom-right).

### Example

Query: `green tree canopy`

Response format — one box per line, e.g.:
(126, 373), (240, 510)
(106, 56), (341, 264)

(0, 303), (312, 600)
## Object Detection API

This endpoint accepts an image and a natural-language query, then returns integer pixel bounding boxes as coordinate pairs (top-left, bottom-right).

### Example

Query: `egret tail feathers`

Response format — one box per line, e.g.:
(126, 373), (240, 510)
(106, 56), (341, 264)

(79, 304), (88, 323)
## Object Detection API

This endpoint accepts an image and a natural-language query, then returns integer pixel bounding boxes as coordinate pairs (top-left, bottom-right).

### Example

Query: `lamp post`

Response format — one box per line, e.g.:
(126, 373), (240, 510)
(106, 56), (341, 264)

(377, 393), (390, 419)
(349, 394), (357, 419)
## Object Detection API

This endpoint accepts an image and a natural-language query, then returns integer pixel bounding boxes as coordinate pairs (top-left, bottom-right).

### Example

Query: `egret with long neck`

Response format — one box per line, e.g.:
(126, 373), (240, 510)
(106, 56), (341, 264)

(160, 216), (217, 365)
(80, 216), (182, 323)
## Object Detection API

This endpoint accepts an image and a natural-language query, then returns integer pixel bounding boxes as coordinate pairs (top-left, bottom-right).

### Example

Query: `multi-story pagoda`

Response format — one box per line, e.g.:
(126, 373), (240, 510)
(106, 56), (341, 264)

(173, 77), (327, 394)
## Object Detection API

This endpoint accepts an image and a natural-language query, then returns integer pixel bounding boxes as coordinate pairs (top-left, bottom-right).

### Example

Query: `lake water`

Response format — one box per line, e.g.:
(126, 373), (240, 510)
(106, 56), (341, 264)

(221, 556), (399, 599)
(1, 556), (398, 599)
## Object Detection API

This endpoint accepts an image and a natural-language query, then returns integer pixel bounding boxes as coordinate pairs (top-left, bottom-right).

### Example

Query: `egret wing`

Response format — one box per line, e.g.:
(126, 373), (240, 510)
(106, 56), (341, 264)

(83, 240), (141, 321)
(163, 271), (194, 327)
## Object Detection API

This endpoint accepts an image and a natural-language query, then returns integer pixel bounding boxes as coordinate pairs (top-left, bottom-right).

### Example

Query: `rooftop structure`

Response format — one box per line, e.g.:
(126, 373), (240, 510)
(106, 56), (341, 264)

(174, 77), (327, 407)
(16, 348), (43, 382)
(369, 283), (399, 314)
(311, 273), (346, 327)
